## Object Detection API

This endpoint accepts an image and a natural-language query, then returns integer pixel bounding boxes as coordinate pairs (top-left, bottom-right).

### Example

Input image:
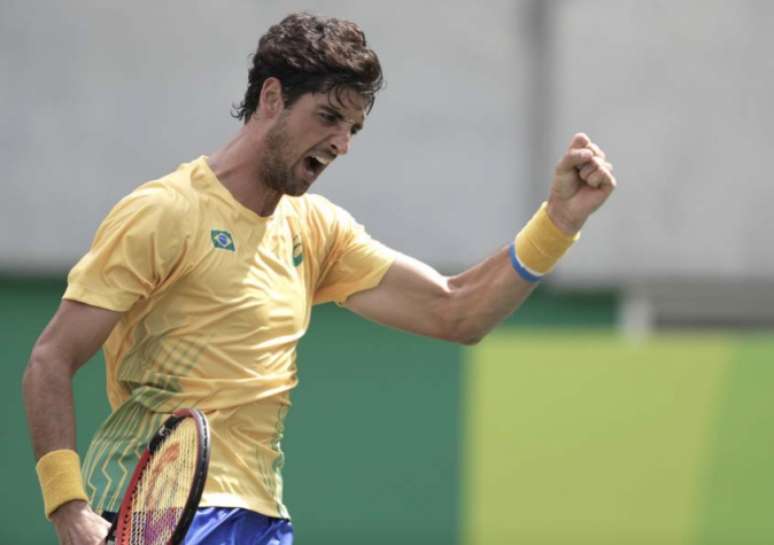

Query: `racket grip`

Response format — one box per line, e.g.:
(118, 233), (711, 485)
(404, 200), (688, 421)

(106, 520), (117, 544)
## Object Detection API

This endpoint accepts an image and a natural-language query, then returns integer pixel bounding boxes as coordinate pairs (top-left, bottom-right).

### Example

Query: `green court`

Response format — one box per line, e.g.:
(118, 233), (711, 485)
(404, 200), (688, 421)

(464, 331), (774, 544)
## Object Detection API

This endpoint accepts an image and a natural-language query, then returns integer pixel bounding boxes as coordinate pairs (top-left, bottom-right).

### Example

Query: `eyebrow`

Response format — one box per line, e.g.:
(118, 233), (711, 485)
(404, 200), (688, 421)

(320, 105), (364, 134)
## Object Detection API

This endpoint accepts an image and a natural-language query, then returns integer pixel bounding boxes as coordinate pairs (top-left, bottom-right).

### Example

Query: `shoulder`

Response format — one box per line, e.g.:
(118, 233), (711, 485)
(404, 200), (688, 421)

(111, 162), (201, 224)
(90, 164), (204, 259)
(136, 162), (201, 212)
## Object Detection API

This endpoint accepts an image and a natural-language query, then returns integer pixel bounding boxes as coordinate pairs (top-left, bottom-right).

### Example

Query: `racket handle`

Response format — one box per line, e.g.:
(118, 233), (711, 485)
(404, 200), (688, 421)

(106, 519), (117, 545)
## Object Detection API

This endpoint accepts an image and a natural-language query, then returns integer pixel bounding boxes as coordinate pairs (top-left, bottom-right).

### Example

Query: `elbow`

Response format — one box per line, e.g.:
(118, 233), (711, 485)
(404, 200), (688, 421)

(22, 344), (76, 420)
(447, 326), (485, 346)
(440, 327), (485, 346)
(22, 353), (40, 405)
(444, 334), (483, 346)
(23, 345), (48, 396)
(459, 333), (485, 346)
(436, 287), (487, 346)
(23, 342), (71, 396)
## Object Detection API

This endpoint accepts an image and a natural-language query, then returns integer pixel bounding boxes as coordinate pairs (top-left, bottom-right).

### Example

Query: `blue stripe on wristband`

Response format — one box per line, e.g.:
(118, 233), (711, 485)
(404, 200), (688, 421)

(509, 242), (543, 283)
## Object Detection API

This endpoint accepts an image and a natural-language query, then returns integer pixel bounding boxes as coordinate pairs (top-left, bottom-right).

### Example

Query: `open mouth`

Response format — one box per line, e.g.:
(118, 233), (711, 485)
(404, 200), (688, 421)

(302, 152), (333, 180)
(304, 156), (324, 176)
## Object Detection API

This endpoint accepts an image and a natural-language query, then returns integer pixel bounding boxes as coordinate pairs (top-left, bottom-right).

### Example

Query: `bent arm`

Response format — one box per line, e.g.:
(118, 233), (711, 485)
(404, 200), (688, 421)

(344, 247), (537, 345)
(345, 132), (616, 345)
(23, 299), (122, 460)
(23, 299), (122, 539)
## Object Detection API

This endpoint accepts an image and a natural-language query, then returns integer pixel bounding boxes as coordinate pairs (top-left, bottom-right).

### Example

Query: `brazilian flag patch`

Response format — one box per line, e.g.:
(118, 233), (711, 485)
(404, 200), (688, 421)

(292, 234), (303, 267)
(211, 229), (236, 251)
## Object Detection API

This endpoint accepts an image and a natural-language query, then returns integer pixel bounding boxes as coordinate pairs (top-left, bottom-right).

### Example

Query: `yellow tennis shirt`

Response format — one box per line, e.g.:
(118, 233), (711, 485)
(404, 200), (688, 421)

(64, 156), (395, 518)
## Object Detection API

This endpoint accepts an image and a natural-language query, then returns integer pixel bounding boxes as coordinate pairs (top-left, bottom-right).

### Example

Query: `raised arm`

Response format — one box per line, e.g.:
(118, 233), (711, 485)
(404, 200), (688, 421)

(345, 133), (616, 343)
(345, 247), (535, 344)
(23, 299), (122, 544)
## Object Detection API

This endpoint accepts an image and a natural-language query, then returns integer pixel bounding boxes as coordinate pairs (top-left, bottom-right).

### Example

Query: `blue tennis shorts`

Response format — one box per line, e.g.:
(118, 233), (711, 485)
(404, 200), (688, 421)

(103, 507), (294, 544)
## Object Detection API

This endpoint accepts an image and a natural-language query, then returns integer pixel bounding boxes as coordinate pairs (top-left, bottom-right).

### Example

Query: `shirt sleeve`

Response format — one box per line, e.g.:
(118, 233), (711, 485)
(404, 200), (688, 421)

(311, 197), (395, 306)
(63, 182), (192, 312)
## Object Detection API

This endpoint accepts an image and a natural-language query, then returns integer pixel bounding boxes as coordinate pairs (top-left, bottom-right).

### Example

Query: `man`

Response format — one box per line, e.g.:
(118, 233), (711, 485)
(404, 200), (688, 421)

(23, 12), (615, 545)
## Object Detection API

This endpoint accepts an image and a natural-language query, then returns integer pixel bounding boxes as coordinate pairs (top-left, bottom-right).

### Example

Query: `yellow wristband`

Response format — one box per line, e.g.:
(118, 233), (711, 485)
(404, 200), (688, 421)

(512, 202), (579, 280)
(35, 449), (89, 519)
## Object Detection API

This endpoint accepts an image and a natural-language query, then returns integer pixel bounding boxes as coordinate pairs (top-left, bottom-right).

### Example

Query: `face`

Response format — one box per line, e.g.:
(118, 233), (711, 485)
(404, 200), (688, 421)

(260, 88), (367, 196)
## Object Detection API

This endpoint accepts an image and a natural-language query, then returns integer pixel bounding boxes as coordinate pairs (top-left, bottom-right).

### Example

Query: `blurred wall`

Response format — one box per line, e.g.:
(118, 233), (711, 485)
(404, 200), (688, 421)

(548, 0), (774, 286)
(0, 0), (532, 273)
(2, 0), (773, 288)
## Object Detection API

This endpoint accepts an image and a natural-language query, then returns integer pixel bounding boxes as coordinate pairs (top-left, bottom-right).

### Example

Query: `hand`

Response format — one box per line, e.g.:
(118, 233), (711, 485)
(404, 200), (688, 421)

(546, 133), (616, 234)
(50, 500), (111, 545)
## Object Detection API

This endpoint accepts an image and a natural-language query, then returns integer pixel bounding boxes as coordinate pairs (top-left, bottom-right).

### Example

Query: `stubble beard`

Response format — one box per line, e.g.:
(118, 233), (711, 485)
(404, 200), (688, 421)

(260, 117), (307, 197)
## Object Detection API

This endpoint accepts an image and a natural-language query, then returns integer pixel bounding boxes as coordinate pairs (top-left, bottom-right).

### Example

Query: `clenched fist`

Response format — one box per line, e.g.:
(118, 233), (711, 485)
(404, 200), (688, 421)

(546, 133), (616, 235)
(51, 500), (111, 545)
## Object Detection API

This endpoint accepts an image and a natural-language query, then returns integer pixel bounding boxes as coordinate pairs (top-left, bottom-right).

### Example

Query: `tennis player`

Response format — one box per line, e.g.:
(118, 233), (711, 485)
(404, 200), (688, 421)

(23, 12), (615, 545)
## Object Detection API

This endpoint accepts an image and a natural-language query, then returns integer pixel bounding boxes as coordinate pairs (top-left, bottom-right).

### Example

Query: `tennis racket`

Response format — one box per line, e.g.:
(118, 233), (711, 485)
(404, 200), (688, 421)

(106, 408), (211, 545)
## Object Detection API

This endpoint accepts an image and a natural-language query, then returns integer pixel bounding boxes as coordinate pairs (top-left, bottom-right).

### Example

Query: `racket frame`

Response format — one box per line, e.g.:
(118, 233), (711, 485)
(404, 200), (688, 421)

(110, 408), (210, 545)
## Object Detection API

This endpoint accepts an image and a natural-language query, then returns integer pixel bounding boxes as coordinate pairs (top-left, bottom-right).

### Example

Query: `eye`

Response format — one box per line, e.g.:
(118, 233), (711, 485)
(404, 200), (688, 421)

(319, 112), (337, 124)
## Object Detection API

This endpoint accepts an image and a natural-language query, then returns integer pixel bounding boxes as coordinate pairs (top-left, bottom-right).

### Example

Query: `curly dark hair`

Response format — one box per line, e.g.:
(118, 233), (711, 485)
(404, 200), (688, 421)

(233, 12), (384, 122)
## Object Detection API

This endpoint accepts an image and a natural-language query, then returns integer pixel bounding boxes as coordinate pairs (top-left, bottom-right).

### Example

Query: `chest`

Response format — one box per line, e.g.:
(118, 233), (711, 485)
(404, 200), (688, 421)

(170, 217), (312, 336)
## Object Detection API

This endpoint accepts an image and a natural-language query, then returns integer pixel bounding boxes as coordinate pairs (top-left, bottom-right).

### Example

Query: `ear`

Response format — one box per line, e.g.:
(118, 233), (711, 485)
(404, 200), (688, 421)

(258, 77), (284, 118)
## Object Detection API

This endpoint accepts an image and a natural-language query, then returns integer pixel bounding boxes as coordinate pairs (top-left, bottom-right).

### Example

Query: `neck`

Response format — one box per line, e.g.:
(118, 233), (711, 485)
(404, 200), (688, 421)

(207, 123), (282, 217)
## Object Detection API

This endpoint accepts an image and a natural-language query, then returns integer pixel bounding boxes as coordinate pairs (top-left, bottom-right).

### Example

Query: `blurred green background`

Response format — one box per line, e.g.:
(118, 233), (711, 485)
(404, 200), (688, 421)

(5, 278), (772, 544)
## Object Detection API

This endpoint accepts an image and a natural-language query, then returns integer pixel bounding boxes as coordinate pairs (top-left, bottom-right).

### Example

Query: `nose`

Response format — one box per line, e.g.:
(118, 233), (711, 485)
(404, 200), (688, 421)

(330, 129), (352, 156)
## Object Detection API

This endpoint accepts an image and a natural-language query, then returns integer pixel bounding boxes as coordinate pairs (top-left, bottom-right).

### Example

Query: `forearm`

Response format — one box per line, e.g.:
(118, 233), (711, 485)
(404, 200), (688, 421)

(444, 245), (538, 344)
(22, 300), (119, 535)
(346, 206), (577, 344)
(27, 366), (109, 542)
(23, 350), (78, 460)
(444, 200), (582, 343)
(23, 300), (120, 460)
(23, 347), (93, 522)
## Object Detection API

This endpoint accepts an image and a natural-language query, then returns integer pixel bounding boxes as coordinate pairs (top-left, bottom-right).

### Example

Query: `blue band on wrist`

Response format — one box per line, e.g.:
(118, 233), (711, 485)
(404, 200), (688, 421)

(509, 242), (542, 283)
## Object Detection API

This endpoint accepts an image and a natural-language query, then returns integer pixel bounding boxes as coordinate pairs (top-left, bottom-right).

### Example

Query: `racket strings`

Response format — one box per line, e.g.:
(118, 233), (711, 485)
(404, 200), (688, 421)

(124, 418), (198, 545)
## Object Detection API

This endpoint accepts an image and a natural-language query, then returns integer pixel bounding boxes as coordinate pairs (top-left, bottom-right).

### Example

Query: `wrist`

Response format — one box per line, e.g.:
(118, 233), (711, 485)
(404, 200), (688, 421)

(35, 449), (89, 519)
(509, 202), (580, 282)
(546, 198), (585, 235)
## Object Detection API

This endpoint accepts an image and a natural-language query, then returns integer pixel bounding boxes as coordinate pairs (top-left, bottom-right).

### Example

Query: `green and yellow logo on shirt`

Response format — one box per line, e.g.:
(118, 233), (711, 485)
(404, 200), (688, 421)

(211, 229), (236, 252)
(292, 235), (303, 267)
